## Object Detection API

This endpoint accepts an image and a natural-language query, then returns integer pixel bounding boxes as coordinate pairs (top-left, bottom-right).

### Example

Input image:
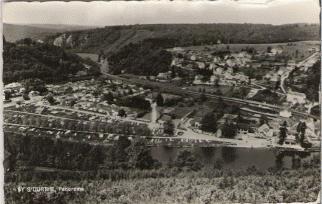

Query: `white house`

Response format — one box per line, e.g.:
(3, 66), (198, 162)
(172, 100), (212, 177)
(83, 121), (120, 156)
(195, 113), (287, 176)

(216, 128), (222, 137)
(194, 62), (205, 69)
(286, 91), (306, 104)
(279, 109), (292, 118)
(193, 75), (204, 85)
(157, 71), (172, 80)
(53, 34), (66, 47)
(257, 124), (274, 138)
(210, 75), (219, 83)
(270, 47), (283, 55)
(213, 56), (221, 63)
(5, 82), (22, 90)
(213, 67), (224, 75)
(284, 135), (297, 145)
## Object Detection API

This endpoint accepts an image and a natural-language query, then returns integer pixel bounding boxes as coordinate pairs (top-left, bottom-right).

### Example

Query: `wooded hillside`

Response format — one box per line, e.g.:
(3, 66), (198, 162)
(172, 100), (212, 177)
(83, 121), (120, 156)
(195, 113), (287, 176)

(46, 23), (319, 54)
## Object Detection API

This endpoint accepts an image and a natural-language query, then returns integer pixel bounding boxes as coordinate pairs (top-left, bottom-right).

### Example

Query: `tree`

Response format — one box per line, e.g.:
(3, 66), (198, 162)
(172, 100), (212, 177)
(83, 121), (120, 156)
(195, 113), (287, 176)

(200, 112), (217, 133)
(215, 78), (220, 87)
(65, 86), (73, 94)
(278, 121), (288, 145)
(69, 99), (76, 107)
(109, 136), (131, 166)
(175, 150), (202, 171)
(222, 121), (238, 138)
(118, 109), (127, 117)
(22, 93), (30, 101)
(156, 93), (164, 106)
(127, 138), (158, 169)
(102, 92), (114, 103)
(119, 96), (151, 110)
(296, 122), (307, 146)
(274, 80), (280, 91)
(163, 119), (175, 136)
(4, 91), (11, 101)
(239, 86), (248, 99)
(108, 38), (173, 75)
(267, 46), (272, 53)
(46, 94), (56, 105)
(170, 67), (176, 78)
(213, 98), (225, 117)
(295, 49), (299, 58)
(259, 115), (268, 126)
(221, 147), (237, 163)
(23, 78), (47, 94)
(200, 93), (207, 102)
(93, 88), (102, 98)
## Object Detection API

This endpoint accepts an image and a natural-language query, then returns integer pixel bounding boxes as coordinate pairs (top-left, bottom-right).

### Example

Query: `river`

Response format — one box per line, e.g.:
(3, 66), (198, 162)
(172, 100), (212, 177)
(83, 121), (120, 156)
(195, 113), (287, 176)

(150, 146), (320, 170)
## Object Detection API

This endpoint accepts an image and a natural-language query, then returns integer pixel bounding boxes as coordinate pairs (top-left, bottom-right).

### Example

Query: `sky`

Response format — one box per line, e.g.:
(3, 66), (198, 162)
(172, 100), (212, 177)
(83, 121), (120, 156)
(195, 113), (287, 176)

(3, 0), (320, 26)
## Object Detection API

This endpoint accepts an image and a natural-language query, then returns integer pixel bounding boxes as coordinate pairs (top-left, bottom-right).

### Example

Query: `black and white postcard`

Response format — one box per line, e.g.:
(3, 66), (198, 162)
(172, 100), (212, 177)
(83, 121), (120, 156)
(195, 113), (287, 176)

(2, 0), (321, 203)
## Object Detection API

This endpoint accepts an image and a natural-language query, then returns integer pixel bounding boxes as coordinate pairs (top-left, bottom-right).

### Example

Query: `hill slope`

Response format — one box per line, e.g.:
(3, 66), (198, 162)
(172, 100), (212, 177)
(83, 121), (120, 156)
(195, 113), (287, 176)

(3, 39), (100, 84)
(46, 23), (319, 55)
(3, 23), (97, 42)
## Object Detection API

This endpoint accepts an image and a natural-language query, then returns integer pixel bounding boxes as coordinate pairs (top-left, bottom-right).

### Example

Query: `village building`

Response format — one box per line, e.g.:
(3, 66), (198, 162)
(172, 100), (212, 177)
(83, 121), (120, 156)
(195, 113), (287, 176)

(190, 55), (197, 61)
(4, 82), (22, 92)
(286, 91), (306, 104)
(284, 135), (297, 145)
(213, 67), (224, 75)
(196, 61), (206, 69)
(157, 71), (172, 80)
(257, 124), (274, 138)
(280, 109), (292, 118)
(216, 128), (222, 137)
(29, 91), (40, 97)
(270, 47), (283, 55)
(193, 75), (204, 85)
(53, 34), (66, 47)
(210, 75), (219, 84)
(218, 114), (238, 125)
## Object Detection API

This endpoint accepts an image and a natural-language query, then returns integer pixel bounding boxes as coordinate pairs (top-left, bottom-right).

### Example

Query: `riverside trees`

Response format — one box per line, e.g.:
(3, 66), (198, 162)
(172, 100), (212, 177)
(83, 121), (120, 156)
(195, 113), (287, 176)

(279, 121), (288, 145)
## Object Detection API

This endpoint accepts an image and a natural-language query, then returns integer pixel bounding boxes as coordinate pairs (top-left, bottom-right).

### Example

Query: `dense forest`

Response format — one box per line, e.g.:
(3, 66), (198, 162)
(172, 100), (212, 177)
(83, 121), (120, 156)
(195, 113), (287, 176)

(108, 38), (173, 75)
(3, 38), (100, 84)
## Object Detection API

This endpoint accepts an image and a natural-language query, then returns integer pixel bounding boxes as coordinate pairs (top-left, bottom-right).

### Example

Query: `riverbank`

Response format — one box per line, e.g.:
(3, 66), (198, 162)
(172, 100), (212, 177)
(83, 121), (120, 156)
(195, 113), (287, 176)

(148, 134), (309, 152)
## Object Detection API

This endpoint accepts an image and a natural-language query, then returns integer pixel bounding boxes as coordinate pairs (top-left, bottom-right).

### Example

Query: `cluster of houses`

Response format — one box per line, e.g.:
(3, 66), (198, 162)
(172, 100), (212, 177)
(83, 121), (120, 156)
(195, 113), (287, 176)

(190, 111), (320, 147)
(193, 67), (249, 86)
(46, 79), (148, 117)
(167, 46), (315, 89)
(139, 71), (183, 83)
(169, 49), (252, 86)
(4, 82), (25, 97)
